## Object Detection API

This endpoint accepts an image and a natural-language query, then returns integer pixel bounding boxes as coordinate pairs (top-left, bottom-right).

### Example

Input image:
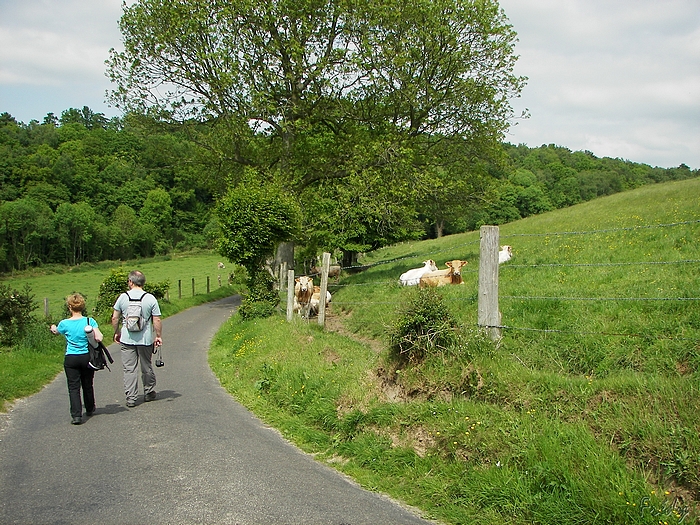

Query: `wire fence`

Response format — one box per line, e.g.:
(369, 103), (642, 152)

(323, 220), (700, 342)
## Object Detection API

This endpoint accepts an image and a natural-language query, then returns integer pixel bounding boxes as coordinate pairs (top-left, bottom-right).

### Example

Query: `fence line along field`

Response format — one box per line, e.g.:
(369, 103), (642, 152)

(2, 252), (235, 319)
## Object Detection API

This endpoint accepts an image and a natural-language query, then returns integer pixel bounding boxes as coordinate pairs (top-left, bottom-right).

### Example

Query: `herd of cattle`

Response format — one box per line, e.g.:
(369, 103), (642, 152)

(289, 245), (513, 318)
(398, 245), (512, 288)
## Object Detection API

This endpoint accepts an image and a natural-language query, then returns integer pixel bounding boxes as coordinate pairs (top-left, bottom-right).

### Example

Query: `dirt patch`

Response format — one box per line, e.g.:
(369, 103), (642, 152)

(321, 347), (342, 365)
(373, 366), (410, 403)
(374, 425), (435, 458)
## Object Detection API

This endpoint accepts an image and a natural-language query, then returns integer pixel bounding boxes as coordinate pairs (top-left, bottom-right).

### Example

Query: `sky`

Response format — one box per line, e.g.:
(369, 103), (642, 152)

(0, 0), (698, 169)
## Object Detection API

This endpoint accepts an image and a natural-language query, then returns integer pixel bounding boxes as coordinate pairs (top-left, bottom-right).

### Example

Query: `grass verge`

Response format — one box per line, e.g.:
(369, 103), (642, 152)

(210, 180), (700, 524)
(210, 313), (693, 525)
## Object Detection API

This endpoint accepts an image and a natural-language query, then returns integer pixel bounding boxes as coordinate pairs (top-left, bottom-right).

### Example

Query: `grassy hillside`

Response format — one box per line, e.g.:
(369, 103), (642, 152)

(210, 178), (700, 525)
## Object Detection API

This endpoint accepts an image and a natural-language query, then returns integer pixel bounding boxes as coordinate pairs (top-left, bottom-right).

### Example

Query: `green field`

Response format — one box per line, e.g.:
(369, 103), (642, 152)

(2, 251), (237, 319)
(210, 177), (700, 525)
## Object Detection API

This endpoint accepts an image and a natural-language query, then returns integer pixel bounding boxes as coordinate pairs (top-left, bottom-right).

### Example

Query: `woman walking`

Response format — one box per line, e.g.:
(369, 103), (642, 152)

(50, 293), (104, 425)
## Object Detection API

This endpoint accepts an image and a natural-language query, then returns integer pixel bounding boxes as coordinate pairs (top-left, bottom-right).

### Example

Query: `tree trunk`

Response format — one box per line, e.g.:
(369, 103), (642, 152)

(436, 219), (445, 238)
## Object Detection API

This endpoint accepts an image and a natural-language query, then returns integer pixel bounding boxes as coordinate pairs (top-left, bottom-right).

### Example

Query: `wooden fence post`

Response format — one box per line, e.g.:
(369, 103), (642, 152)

(178, 280), (182, 299)
(318, 252), (330, 327)
(207, 276), (210, 294)
(44, 298), (49, 318)
(192, 278), (195, 297)
(286, 269), (295, 322)
(478, 225), (501, 341)
(218, 275), (221, 287)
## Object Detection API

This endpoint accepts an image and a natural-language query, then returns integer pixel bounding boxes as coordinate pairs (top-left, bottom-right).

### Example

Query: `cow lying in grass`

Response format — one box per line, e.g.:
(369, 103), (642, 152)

(310, 264), (342, 281)
(499, 245), (513, 264)
(399, 259), (438, 286)
(309, 286), (332, 317)
(419, 260), (468, 287)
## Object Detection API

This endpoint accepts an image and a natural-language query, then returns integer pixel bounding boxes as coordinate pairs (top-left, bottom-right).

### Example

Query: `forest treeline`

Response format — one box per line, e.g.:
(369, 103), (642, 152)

(1, 107), (697, 274)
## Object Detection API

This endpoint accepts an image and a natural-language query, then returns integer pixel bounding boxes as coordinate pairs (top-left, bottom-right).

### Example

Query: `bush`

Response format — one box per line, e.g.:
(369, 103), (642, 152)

(95, 268), (129, 319)
(238, 269), (278, 320)
(144, 279), (170, 300)
(389, 287), (460, 364)
(0, 283), (36, 346)
(13, 316), (66, 354)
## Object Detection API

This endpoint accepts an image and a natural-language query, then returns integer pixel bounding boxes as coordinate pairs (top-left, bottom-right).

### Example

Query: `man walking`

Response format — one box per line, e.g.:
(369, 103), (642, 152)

(112, 270), (163, 407)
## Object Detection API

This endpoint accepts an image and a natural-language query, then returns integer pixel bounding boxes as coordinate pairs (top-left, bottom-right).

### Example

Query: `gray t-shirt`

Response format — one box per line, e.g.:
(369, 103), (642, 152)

(113, 290), (161, 345)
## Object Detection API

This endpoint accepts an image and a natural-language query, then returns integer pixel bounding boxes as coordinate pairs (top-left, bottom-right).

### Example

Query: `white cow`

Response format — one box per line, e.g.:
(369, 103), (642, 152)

(498, 245), (513, 264)
(399, 259), (439, 286)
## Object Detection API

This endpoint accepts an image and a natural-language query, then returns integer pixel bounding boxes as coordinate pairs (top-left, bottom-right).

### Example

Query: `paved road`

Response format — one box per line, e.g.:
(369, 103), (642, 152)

(0, 296), (433, 525)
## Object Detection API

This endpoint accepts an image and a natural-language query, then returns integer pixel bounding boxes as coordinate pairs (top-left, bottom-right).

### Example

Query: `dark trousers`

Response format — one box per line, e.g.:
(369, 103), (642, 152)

(64, 353), (96, 418)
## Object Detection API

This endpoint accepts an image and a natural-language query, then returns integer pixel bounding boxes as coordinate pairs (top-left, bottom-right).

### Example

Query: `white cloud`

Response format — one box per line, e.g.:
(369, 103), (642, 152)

(0, 0), (125, 120)
(0, 28), (107, 85)
(1, 0), (124, 83)
(501, 0), (700, 168)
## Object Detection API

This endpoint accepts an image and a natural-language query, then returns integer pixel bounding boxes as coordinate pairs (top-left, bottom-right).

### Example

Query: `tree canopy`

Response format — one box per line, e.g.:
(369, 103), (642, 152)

(107, 0), (527, 261)
(108, 0), (524, 143)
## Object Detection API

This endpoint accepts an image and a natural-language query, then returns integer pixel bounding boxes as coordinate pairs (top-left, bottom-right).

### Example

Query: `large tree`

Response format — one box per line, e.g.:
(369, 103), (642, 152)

(107, 0), (525, 255)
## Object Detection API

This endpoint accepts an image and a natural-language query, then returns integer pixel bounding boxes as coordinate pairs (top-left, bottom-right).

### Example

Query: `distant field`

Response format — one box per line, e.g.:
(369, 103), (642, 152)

(2, 251), (236, 319)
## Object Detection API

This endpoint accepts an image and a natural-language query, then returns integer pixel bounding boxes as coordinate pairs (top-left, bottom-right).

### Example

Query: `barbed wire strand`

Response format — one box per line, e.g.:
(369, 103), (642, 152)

(331, 295), (699, 306)
(500, 219), (700, 239)
(501, 296), (700, 301)
(505, 259), (700, 269)
(328, 259), (700, 287)
(478, 324), (700, 343)
(341, 240), (481, 272)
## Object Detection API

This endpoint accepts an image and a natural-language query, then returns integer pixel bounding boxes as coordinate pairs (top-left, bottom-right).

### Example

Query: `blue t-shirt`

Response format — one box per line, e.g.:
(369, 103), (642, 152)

(57, 317), (99, 355)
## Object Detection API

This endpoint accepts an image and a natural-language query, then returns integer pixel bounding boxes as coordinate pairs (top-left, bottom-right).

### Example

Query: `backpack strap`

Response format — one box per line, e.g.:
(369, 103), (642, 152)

(127, 291), (147, 301)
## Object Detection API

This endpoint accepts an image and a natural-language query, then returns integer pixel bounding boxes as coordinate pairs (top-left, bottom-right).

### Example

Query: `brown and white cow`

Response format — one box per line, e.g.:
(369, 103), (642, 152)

(310, 264), (342, 281)
(419, 260), (468, 288)
(294, 275), (314, 318)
